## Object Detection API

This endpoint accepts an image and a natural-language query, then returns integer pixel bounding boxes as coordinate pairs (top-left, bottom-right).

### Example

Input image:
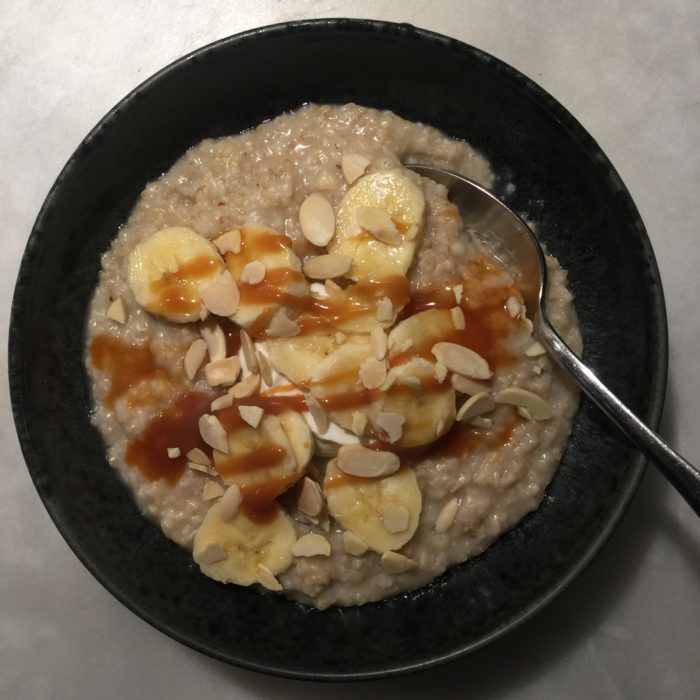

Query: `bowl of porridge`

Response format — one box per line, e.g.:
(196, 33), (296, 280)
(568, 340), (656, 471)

(10, 19), (667, 679)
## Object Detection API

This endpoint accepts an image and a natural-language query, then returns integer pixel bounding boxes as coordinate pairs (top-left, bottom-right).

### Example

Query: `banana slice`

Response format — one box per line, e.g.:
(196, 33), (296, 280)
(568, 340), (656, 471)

(323, 459), (422, 554)
(193, 501), (295, 586)
(388, 308), (454, 365)
(128, 226), (225, 323)
(372, 357), (456, 447)
(329, 170), (425, 281)
(266, 333), (338, 385)
(224, 224), (308, 335)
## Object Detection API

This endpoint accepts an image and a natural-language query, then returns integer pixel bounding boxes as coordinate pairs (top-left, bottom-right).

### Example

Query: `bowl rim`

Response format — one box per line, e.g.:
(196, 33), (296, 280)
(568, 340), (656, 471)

(9, 17), (668, 681)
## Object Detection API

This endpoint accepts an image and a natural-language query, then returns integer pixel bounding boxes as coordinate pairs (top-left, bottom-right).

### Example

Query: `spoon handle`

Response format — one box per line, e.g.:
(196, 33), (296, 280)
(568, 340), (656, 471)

(537, 317), (700, 515)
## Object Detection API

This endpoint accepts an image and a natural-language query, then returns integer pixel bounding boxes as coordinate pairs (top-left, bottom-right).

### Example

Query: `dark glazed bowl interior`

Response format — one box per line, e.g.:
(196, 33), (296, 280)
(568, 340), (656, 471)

(9, 19), (666, 680)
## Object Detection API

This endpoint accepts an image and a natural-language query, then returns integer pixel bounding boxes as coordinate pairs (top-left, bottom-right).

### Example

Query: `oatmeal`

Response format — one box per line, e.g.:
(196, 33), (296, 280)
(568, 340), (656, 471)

(86, 103), (581, 608)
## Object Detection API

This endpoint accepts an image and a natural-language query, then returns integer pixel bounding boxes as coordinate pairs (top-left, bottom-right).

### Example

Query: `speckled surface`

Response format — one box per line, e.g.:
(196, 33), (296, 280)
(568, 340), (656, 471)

(2, 2), (700, 698)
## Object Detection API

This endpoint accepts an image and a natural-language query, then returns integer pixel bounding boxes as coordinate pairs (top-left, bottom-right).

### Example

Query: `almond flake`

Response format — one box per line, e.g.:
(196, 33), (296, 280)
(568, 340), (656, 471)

(200, 270), (240, 316)
(434, 360), (448, 383)
(299, 193), (335, 246)
(375, 411), (405, 443)
(450, 306), (466, 330)
(456, 392), (496, 422)
(398, 375), (421, 391)
(337, 445), (400, 478)
(256, 563), (283, 591)
(186, 447), (210, 466)
(434, 498), (459, 533)
(239, 329), (258, 373)
(166, 447), (181, 459)
(229, 373), (261, 398)
(200, 323), (226, 362)
(325, 279), (343, 295)
(470, 416), (493, 429)
(256, 351), (273, 387)
(205, 356), (241, 387)
(266, 312), (301, 338)
(199, 414), (228, 453)
(239, 404), (264, 428)
(356, 207), (402, 245)
(188, 461), (217, 476)
(380, 373), (398, 391)
(304, 394), (328, 433)
(351, 411), (368, 436)
(334, 331), (347, 345)
(298, 477), (324, 517)
(211, 394), (234, 411)
(432, 342), (492, 380)
(213, 229), (242, 255)
(518, 406), (533, 420)
(370, 326), (388, 360)
(292, 533), (331, 557)
(376, 296), (394, 323)
(341, 153), (370, 184)
(106, 297), (127, 324)
(382, 505), (410, 533)
(196, 543), (228, 565)
(303, 253), (352, 280)
(240, 260), (266, 285)
(342, 530), (369, 556)
(525, 341), (547, 357)
(453, 284), (463, 305)
(219, 484), (243, 522)
(494, 387), (552, 420)
(184, 338), (208, 380)
(381, 551), (418, 574)
(451, 374), (490, 396)
(359, 356), (387, 389)
(524, 317), (534, 334)
(202, 481), (225, 501)
(506, 296), (522, 318)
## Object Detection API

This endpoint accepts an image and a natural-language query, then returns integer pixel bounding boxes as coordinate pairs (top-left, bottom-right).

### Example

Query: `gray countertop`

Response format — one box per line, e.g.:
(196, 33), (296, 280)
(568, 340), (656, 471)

(2, 1), (699, 697)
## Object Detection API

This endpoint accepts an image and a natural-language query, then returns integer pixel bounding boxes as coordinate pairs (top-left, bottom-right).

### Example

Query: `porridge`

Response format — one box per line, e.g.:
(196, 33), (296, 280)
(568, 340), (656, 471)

(86, 103), (581, 609)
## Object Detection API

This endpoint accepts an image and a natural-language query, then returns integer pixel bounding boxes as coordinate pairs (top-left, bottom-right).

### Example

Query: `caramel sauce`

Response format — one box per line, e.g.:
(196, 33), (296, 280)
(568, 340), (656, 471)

(241, 473), (301, 522)
(215, 444), (287, 476)
(216, 394), (308, 431)
(150, 254), (221, 316)
(90, 334), (172, 408)
(238, 267), (306, 307)
(323, 464), (409, 490)
(219, 318), (242, 356)
(124, 392), (213, 483)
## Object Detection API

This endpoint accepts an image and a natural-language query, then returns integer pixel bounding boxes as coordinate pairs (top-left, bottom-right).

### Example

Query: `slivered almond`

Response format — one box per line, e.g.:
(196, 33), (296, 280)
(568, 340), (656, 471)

(495, 387), (552, 420)
(106, 297), (127, 324)
(450, 306), (466, 330)
(434, 498), (459, 533)
(303, 254), (352, 279)
(359, 357), (387, 389)
(342, 530), (368, 556)
(370, 326), (388, 360)
(200, 270), (240, 316)
(186, 447), (210, 466)
(525, 341), (547, 357)
(200, 323), (226, 362)
(451, 374), (490, 396)
(199, 414), (228, 453)
(256, 351), (273, 387)
(432, 342), (492, 380)
(266, 312), (301, 338)
(335, 331), (347, 344)
(167, 447), (181, 459)
(337, 445), (400, 478)
(381, 373), (397, 391)
(434, 360), (448, 383)
(376, 296), (394, 323)
(375, 411), (405, 443)
(211, 394), (233, 411)
(256, 564), (283, 591)
(382, 505), (409, 533)
(356, 207), (402, 245)
(325, 279), (343, 296)
(351, 411), (368, 436)
(239, 329), (257, 372)
(456, 392), (496, 422)
(398, 375), (421, 391)
(202, 481), (225, 501)
(293, 533), (331, 557)
(470, 416), (493, 429)
(205, 356), (241, 387)
(304, 394), (328, 433)
(219, 484), (243, 522)
(229, 373), (261, 398)
(506, 296), (522, 318)
(298, 477), (324, 517)
(299, 193), (335, 246)
(213, 229), (242, 255)
(196, 543), (228, 565)
(518, 406), (533, 420)
(188, 461), (217, 476)
(239, 404), (264, 428)
(453, 284), (463, 305)
(184, 338), (208, 380)
(394, 338), (414, 354)
(341, 153), (370, 184)
(381, 551), (417, 574)
(240, 260), (266, 285)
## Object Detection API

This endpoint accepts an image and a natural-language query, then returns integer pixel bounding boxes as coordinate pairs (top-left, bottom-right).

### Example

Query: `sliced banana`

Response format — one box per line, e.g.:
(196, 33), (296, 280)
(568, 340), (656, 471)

(193, 501), (295, 586)
(266, 332), (338, 385)
(224, 224), (308, 334)
(330, 170), (425, 281)
(323, 459), (422, 554)
(128, 226), (225, 323)
(372, 357), (456, 447)
(388, 308), (454, 365)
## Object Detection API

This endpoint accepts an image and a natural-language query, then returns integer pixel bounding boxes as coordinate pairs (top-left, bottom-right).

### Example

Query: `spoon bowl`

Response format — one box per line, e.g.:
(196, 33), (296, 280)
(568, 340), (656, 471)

(411, 164), (700, 515)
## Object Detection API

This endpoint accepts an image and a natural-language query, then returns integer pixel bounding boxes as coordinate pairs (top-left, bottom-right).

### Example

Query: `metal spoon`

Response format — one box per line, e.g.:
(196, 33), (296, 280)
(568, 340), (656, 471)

(410, 164), (700, 515)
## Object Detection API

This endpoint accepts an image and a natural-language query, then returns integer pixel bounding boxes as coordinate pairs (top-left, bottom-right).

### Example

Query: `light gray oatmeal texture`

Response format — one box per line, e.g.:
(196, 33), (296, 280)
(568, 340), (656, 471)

(87, 103), (581, 608)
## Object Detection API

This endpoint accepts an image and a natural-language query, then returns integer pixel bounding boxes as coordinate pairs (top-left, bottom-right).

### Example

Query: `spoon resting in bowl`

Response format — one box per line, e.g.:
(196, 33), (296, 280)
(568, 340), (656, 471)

(409, 164), (700, 516)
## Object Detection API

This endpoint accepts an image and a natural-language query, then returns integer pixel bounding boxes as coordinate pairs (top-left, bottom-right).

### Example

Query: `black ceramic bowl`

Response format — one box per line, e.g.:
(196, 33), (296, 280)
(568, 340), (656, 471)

(9, 19), (666, 680)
